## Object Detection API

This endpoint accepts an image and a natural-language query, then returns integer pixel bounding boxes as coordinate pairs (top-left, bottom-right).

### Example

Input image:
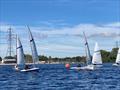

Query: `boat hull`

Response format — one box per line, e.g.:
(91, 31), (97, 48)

(70, 65), (94, 70)
(20, 67), (39, 72)
(112, 63), (120, 66)
(70, 64), (102, 70)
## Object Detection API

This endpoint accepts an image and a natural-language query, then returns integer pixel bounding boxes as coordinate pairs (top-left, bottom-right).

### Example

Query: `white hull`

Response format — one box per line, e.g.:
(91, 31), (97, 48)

(70, 64), (102, 70)
(112, 63), (120, 66)
(70, 65), (94, 70)
(70, 67), (81, 70)
(20, 67), (39, 72)
(81, 65), (94, 70)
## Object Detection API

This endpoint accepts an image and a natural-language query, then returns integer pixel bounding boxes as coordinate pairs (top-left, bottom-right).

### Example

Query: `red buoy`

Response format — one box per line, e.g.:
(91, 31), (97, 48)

(65, 63), (70, 69)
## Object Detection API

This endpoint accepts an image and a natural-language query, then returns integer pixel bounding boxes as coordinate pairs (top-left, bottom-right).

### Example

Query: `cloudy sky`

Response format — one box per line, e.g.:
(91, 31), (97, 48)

(0, 0), (120, 58)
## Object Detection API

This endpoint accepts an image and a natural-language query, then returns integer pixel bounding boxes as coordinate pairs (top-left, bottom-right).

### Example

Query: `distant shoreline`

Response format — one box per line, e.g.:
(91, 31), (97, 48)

(0, 63), (66, 66)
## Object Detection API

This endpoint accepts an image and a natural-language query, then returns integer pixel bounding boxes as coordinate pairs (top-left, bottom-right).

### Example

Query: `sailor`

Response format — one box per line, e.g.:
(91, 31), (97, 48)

(77, 64), (81, 67)
(15, 64), (19, 71)
(25, 65), (30, 70)
(116, 63), (120, 65)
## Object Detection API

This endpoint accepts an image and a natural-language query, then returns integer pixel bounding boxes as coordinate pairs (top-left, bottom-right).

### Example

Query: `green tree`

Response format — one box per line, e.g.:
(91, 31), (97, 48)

(108, 48), (119, 62)
(25, 54), (32, 63)
(39, 55), (48, 62)
(101, 50), (110, 62)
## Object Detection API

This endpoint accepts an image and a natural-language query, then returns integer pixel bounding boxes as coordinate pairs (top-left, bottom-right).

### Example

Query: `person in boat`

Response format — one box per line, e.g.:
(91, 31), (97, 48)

(24, 65), (30, 70)
(15, 64), (19, 71)
(116, 63), (120, 65)
(77, 64), (81, 67)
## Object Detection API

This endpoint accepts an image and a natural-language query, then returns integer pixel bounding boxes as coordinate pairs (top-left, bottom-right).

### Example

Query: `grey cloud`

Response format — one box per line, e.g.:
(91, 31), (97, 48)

(88, 33), (120, 38)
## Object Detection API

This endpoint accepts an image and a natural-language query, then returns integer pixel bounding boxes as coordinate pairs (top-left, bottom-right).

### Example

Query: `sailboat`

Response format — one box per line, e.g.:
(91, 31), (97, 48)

(81, 42), (102, 70)
(113, 48), (120, 66)
(71, 42), (102, 70)
(24, 26), (40, 71)
(91, 42), (102, 67)
(83, 32), (91, 65)
(15, 36), (39, 72)
(70, 32), (92, 70)
(15, 36), (26, 71)
(15, 31), (40, 72)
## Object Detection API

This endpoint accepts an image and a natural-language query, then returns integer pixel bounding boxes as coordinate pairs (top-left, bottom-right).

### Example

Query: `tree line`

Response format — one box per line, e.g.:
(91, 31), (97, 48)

(0, 48), (119, 64)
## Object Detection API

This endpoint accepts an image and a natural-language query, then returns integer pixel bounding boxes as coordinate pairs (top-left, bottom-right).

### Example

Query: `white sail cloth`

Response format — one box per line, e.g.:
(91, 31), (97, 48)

(28, 26), (39, 64)
(92, 42), (102, 65)
(116, 48), (120, 64)
(16, 37), (25, 67)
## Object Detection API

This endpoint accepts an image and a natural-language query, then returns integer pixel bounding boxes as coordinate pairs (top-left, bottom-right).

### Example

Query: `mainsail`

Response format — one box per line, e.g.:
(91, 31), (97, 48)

(27, 26), (39, 65)
(92, 42), (102, 65)
(83, 32), (91, 65)
(116, 48), (120, 64)
(16, 37), (25, 67)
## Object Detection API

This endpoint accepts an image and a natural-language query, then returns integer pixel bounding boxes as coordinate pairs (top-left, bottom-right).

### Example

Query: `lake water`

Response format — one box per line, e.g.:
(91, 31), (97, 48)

(0, 63), (120, 90)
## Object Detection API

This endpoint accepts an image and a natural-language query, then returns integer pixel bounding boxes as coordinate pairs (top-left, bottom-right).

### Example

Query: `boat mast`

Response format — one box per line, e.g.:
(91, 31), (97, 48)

(27, 26), (39, 67)
(83, 32), (91, 65)
(15, 34), (17, 63)
(27, 26), (35, 66)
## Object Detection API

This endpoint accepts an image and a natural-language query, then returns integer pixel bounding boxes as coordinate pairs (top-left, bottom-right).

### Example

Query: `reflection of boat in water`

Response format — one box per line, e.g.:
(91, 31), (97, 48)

(71, 32), (102, 70)
(113, 48), (120, 66)
(15, 26), (39, 72)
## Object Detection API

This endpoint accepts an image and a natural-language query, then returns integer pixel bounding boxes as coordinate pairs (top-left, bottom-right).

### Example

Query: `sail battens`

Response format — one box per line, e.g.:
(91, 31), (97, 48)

(30, 38), (34, 42)
(17, 46), (22, 49)
(85, 42), (88, 45)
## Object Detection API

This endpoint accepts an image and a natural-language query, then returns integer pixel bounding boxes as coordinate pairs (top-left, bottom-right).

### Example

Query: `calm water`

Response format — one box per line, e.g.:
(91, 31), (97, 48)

(0, 63), (120, 90)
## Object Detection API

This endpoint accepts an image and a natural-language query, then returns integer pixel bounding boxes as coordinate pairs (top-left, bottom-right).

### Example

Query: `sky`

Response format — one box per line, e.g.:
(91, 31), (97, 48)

(0, 0), (120, 58)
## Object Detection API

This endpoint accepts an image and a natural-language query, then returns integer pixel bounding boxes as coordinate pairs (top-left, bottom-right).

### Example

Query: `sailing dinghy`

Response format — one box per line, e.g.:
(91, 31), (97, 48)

(71, 42), (102, 70)
(81, 42), (102, 70)
(26, 26), (40, 71)
(15, 33), (39, 72)
(113, 48), (120, 66)
(15, 37), (25, 71)
(15, 36), (39, 72)
(90, 42), (102, 69)
(70, 32), (92, 70)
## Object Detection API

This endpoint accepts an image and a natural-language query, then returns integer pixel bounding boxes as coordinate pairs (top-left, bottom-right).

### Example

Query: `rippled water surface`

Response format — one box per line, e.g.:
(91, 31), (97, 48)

(0, 63), (120, 90)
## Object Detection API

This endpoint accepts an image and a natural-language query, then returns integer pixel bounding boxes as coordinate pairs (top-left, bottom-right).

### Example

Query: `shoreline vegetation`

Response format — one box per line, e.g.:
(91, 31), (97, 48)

(0, 48), (119, 64)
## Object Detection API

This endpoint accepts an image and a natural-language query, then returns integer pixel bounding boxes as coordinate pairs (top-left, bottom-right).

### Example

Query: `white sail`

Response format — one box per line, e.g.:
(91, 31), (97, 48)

(116, 48), (120, 64)
(17, 37), (25, 66)
(92, 42), (102, 65)
(28, 26), (39, 64)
